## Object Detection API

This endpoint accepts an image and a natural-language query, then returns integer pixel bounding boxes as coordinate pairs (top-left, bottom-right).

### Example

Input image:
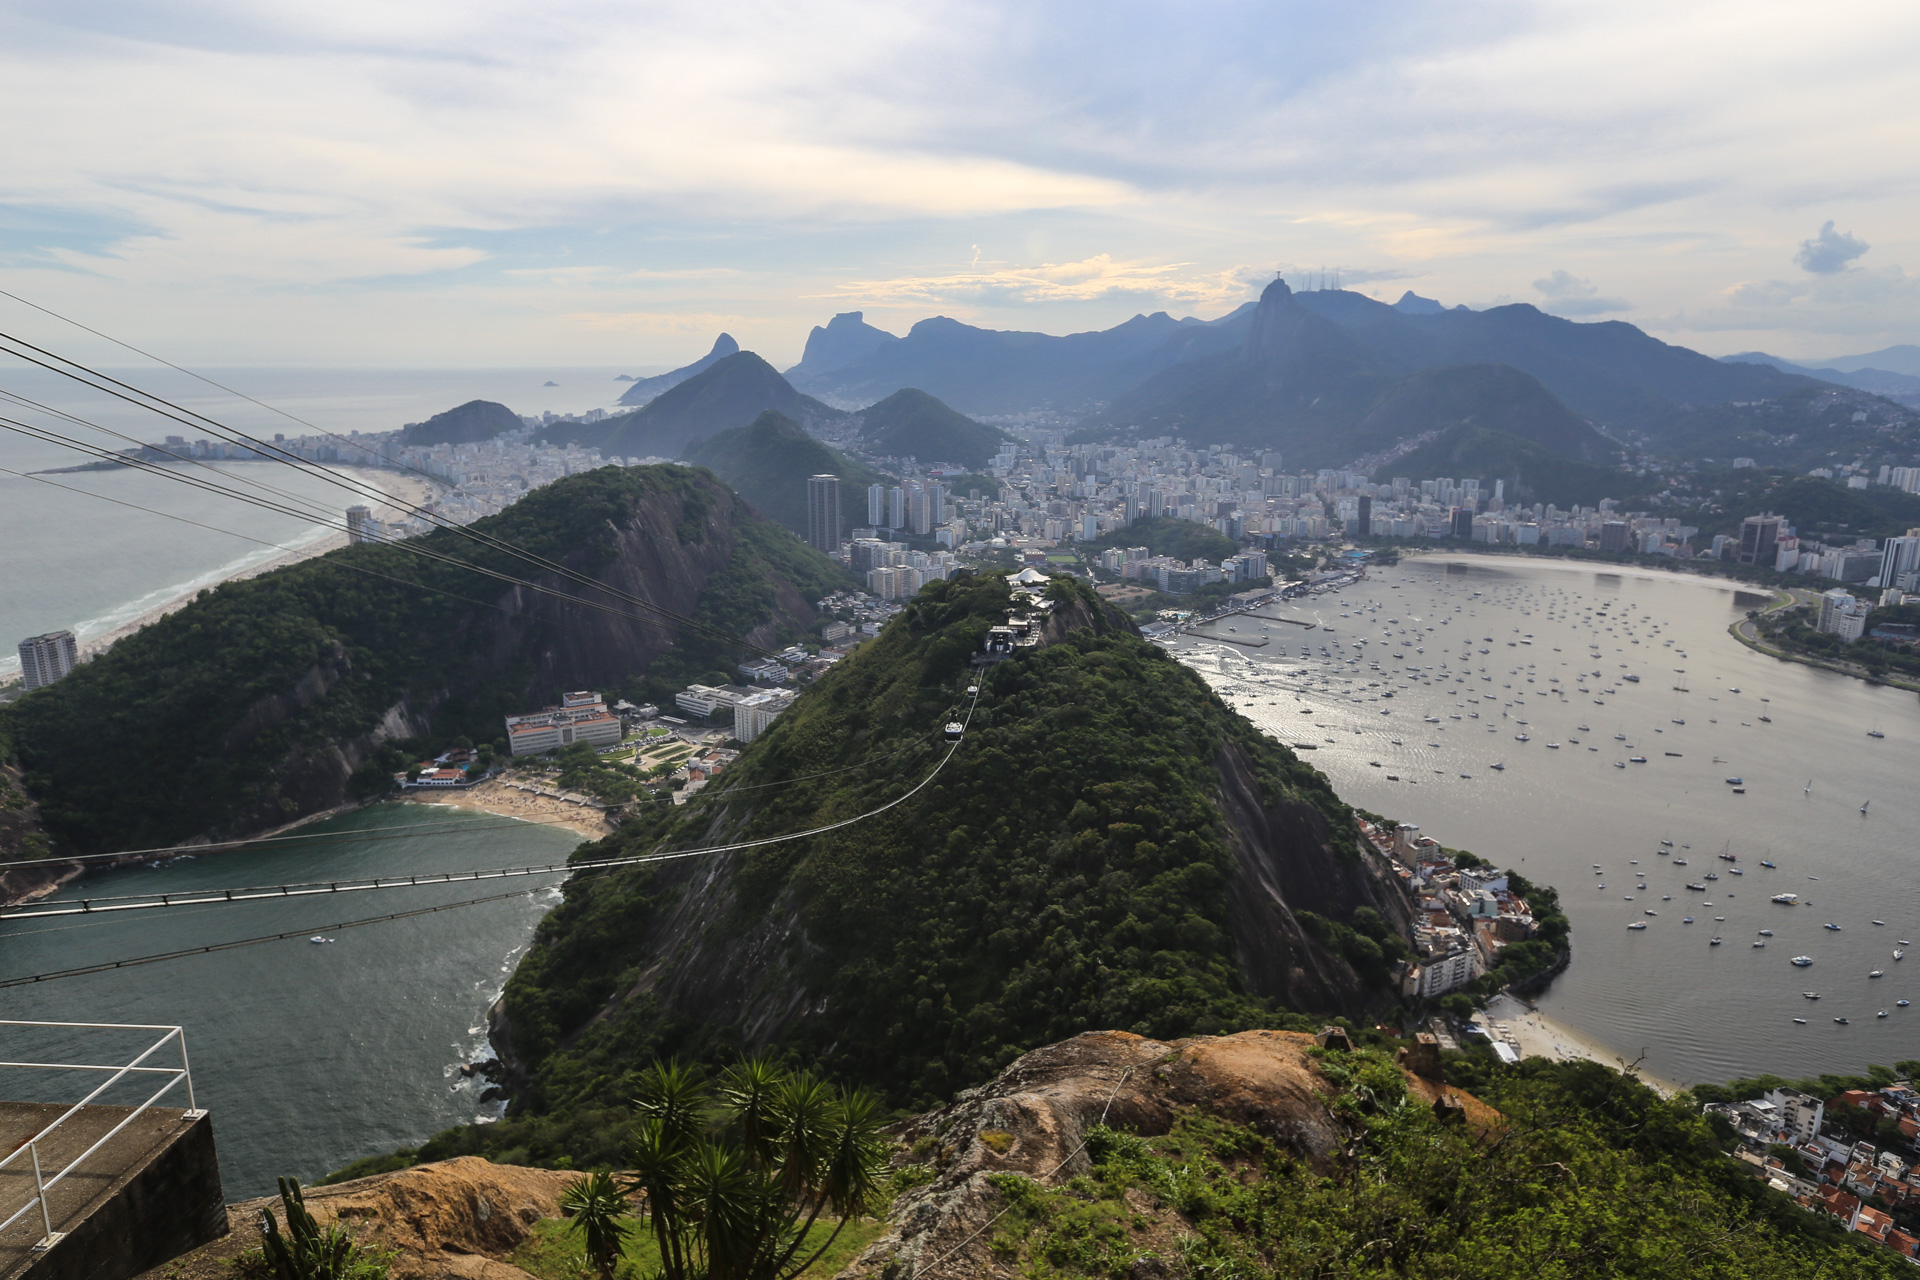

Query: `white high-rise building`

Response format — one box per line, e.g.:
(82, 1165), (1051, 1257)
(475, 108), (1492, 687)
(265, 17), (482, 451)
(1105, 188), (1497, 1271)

(867, 483), (886, 527)
(18, 630), (78, 691)
(1878, 533), (1920, 588)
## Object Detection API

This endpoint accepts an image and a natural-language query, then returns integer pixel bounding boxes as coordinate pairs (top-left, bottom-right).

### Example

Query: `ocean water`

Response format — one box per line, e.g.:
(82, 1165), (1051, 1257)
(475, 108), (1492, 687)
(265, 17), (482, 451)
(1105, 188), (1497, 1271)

(0, 366), (634, 678)
(1172, 556), (1920, 1087)
(0, 804), (583, 1197)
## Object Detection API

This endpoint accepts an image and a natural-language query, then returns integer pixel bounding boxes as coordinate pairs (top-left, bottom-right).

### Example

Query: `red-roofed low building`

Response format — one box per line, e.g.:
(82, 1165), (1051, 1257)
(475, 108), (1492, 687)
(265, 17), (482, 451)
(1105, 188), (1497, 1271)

(1887, 1228), (1918, 1258)
(1853, 1204), (1893, 1244)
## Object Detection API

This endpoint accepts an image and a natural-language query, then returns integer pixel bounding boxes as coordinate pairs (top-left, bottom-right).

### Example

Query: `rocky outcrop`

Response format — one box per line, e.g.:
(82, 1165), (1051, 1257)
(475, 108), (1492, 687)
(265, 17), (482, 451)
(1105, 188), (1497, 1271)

(135, 1157), (580, 1280)
(841, 1030), (1495, 1279)
(1214, 741), (1413, 1011)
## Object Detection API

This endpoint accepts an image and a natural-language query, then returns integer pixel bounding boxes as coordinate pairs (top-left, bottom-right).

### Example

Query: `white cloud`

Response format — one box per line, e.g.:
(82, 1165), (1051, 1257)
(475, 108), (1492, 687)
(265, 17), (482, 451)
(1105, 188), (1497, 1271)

(0, 0), (1915, 363)
(1531, 268), (1631, 315)
(1794, 220), (1871, 273)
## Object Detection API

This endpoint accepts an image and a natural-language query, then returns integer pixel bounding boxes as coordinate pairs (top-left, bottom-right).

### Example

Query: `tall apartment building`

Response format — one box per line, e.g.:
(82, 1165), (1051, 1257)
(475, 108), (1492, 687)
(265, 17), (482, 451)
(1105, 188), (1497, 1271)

(17, 630), (78, 691)
(1598, 520), (1630, 552)
(1878, 531), (1920, 587)
(346, 505), (379, 544)
(887, 486), (906, 530)
(1738, 512), (1782, 565)
(907, 486), (933, 535)
(733, 688), (798, 743)
(503, 691), (624, 756)
(867, 483), (886, 527)
(806, 474), (842, 553)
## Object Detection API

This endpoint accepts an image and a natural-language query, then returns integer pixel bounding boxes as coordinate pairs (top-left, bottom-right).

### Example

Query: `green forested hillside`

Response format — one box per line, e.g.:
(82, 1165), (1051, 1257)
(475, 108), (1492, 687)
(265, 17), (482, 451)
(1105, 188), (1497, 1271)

(681, 410), (888, 535)
(471, 571), (1406, 1166)
(1086, 515), (1238, 562)
(1376, 424), (1642, 509)
(855, 388), (1012, 468)
(3, 466), (846, 853)
(984, 1053), (1907, 1279)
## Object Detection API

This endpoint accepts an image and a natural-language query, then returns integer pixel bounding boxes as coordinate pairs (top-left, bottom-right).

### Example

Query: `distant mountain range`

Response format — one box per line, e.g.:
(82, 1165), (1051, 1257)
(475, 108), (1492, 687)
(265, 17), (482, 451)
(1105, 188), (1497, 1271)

(1719, 350), (1920, 402)
(605, 281), (1915, 476)
(787, 309), (1243, 414)
(616, 334), (741, 407)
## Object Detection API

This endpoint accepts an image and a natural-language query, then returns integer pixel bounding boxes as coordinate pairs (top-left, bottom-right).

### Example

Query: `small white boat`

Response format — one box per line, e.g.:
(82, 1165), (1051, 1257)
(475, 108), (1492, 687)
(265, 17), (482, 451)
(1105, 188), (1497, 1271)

(309, 936), (335, 945)
(1627, 922), (1647, 931)
(1791, 956), (1814, 967)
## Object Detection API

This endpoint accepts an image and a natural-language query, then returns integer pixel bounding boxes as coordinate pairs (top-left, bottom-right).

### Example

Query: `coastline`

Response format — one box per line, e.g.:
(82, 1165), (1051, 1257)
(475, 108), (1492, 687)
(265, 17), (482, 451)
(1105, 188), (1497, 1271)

(71, 467), (442, 664)
(1479, 993), (1683, 1096)
(402, 780), (614, 842)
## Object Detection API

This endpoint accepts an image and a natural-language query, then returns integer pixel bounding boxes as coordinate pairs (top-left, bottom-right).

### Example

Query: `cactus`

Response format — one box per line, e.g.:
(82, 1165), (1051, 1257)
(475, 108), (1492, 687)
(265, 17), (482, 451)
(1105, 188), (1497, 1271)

(259, 1178), (389, 1280)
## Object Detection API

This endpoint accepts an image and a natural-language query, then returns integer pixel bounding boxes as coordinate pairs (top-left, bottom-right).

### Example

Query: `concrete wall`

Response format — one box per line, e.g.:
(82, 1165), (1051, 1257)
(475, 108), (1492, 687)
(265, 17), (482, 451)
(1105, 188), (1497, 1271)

(8, 1109), (226, 1280)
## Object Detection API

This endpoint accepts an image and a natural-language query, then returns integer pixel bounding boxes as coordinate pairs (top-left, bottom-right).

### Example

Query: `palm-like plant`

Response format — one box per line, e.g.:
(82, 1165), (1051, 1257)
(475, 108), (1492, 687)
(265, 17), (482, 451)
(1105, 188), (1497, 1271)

(623, 1058), (889, 1280)
(560, 1169), (631, 1280)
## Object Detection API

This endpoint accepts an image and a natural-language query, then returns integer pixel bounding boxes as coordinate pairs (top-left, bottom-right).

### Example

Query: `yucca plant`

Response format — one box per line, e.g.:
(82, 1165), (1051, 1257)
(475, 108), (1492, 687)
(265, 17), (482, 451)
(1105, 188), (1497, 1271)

(622, 1058), (889, 1280)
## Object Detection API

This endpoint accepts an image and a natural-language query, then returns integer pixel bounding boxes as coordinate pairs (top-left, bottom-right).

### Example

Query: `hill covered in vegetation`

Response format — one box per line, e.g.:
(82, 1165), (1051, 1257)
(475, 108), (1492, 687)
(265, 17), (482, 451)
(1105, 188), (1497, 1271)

(682, 410), (888, 537)
(848, 1031), (1906, 1279)
(1376, 423), (1642, 509)
(470, 571), (1410, 1161)
(399, 400), (522, 447)
(1085, 515), (1238, 564)
(2, 466), (847, 854)
(854, 388), (1012, 469)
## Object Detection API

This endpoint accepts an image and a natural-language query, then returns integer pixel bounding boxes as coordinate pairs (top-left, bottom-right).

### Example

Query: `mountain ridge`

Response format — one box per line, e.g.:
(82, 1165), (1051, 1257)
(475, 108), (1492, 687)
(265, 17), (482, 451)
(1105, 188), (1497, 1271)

(616, 333), (740, 406)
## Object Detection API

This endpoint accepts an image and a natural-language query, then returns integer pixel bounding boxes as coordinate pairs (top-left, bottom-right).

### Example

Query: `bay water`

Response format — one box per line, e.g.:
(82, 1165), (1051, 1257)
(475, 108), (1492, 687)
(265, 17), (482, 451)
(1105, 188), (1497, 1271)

(0, 804), (582, 1196)
(1173, 555), (1920, 1087)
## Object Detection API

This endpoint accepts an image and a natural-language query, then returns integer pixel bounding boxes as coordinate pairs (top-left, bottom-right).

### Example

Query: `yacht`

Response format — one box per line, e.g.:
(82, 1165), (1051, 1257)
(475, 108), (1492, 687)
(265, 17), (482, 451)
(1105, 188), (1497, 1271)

(1895, 950), (1906, 961)
(1824, 922), (1842, 932)
(1627, 921), (1647, 931)
(1791, 956), (1815, 967)
(1900, 1000), (1912, 1008)
(1760, 860), (1776, 868)
(1758, 929), (1773, 937)
(1724, 777), (1743, 786)
(1803, 991), (1821, 999)
(1869, 970), (1885, 979)
(1834, 1017), (1850, 1025)
(1793, 1017), (1807, 1024)
(1629, 755), (1648, 763)
(1878, 1010), (1890, 1019)
(1771, 893), (1798, 904)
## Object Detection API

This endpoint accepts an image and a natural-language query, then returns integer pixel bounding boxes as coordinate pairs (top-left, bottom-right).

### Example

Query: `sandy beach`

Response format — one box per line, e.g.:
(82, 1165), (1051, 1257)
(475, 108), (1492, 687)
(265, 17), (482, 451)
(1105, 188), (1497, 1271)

(1480, 993), (1683, 1095)
(72, 467), (442, 662)
(402, 779), (615, 842)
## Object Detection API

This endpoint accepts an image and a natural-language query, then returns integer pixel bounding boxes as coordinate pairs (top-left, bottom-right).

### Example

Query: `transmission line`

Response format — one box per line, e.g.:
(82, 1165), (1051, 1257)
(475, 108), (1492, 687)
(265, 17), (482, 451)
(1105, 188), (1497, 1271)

(0, 330), (778, 657)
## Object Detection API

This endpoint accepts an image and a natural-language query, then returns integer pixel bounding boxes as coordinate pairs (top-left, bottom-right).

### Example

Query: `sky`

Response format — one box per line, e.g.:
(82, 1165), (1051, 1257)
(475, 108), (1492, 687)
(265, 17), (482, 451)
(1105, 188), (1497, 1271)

(2, 0), (1917, 372)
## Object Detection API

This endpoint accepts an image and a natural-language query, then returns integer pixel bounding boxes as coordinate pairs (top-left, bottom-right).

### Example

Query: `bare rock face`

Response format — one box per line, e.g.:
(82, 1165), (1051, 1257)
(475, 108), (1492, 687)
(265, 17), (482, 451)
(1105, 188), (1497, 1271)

(841, 1029), (1493, 1279)
(137, 1157), (581, 1280)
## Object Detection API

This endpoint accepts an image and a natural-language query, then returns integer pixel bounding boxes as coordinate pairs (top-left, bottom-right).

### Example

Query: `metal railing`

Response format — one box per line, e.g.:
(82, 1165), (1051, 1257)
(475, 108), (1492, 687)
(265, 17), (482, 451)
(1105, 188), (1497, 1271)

(0, 1020), (202, 1251)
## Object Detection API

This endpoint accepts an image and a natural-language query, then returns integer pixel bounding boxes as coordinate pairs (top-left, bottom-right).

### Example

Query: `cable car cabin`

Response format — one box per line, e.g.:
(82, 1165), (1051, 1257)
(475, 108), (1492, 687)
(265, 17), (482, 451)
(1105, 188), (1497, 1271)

(966, 685), (979, 696)
(943, 721), (965, 742)
(984, 626), (1017, 655)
